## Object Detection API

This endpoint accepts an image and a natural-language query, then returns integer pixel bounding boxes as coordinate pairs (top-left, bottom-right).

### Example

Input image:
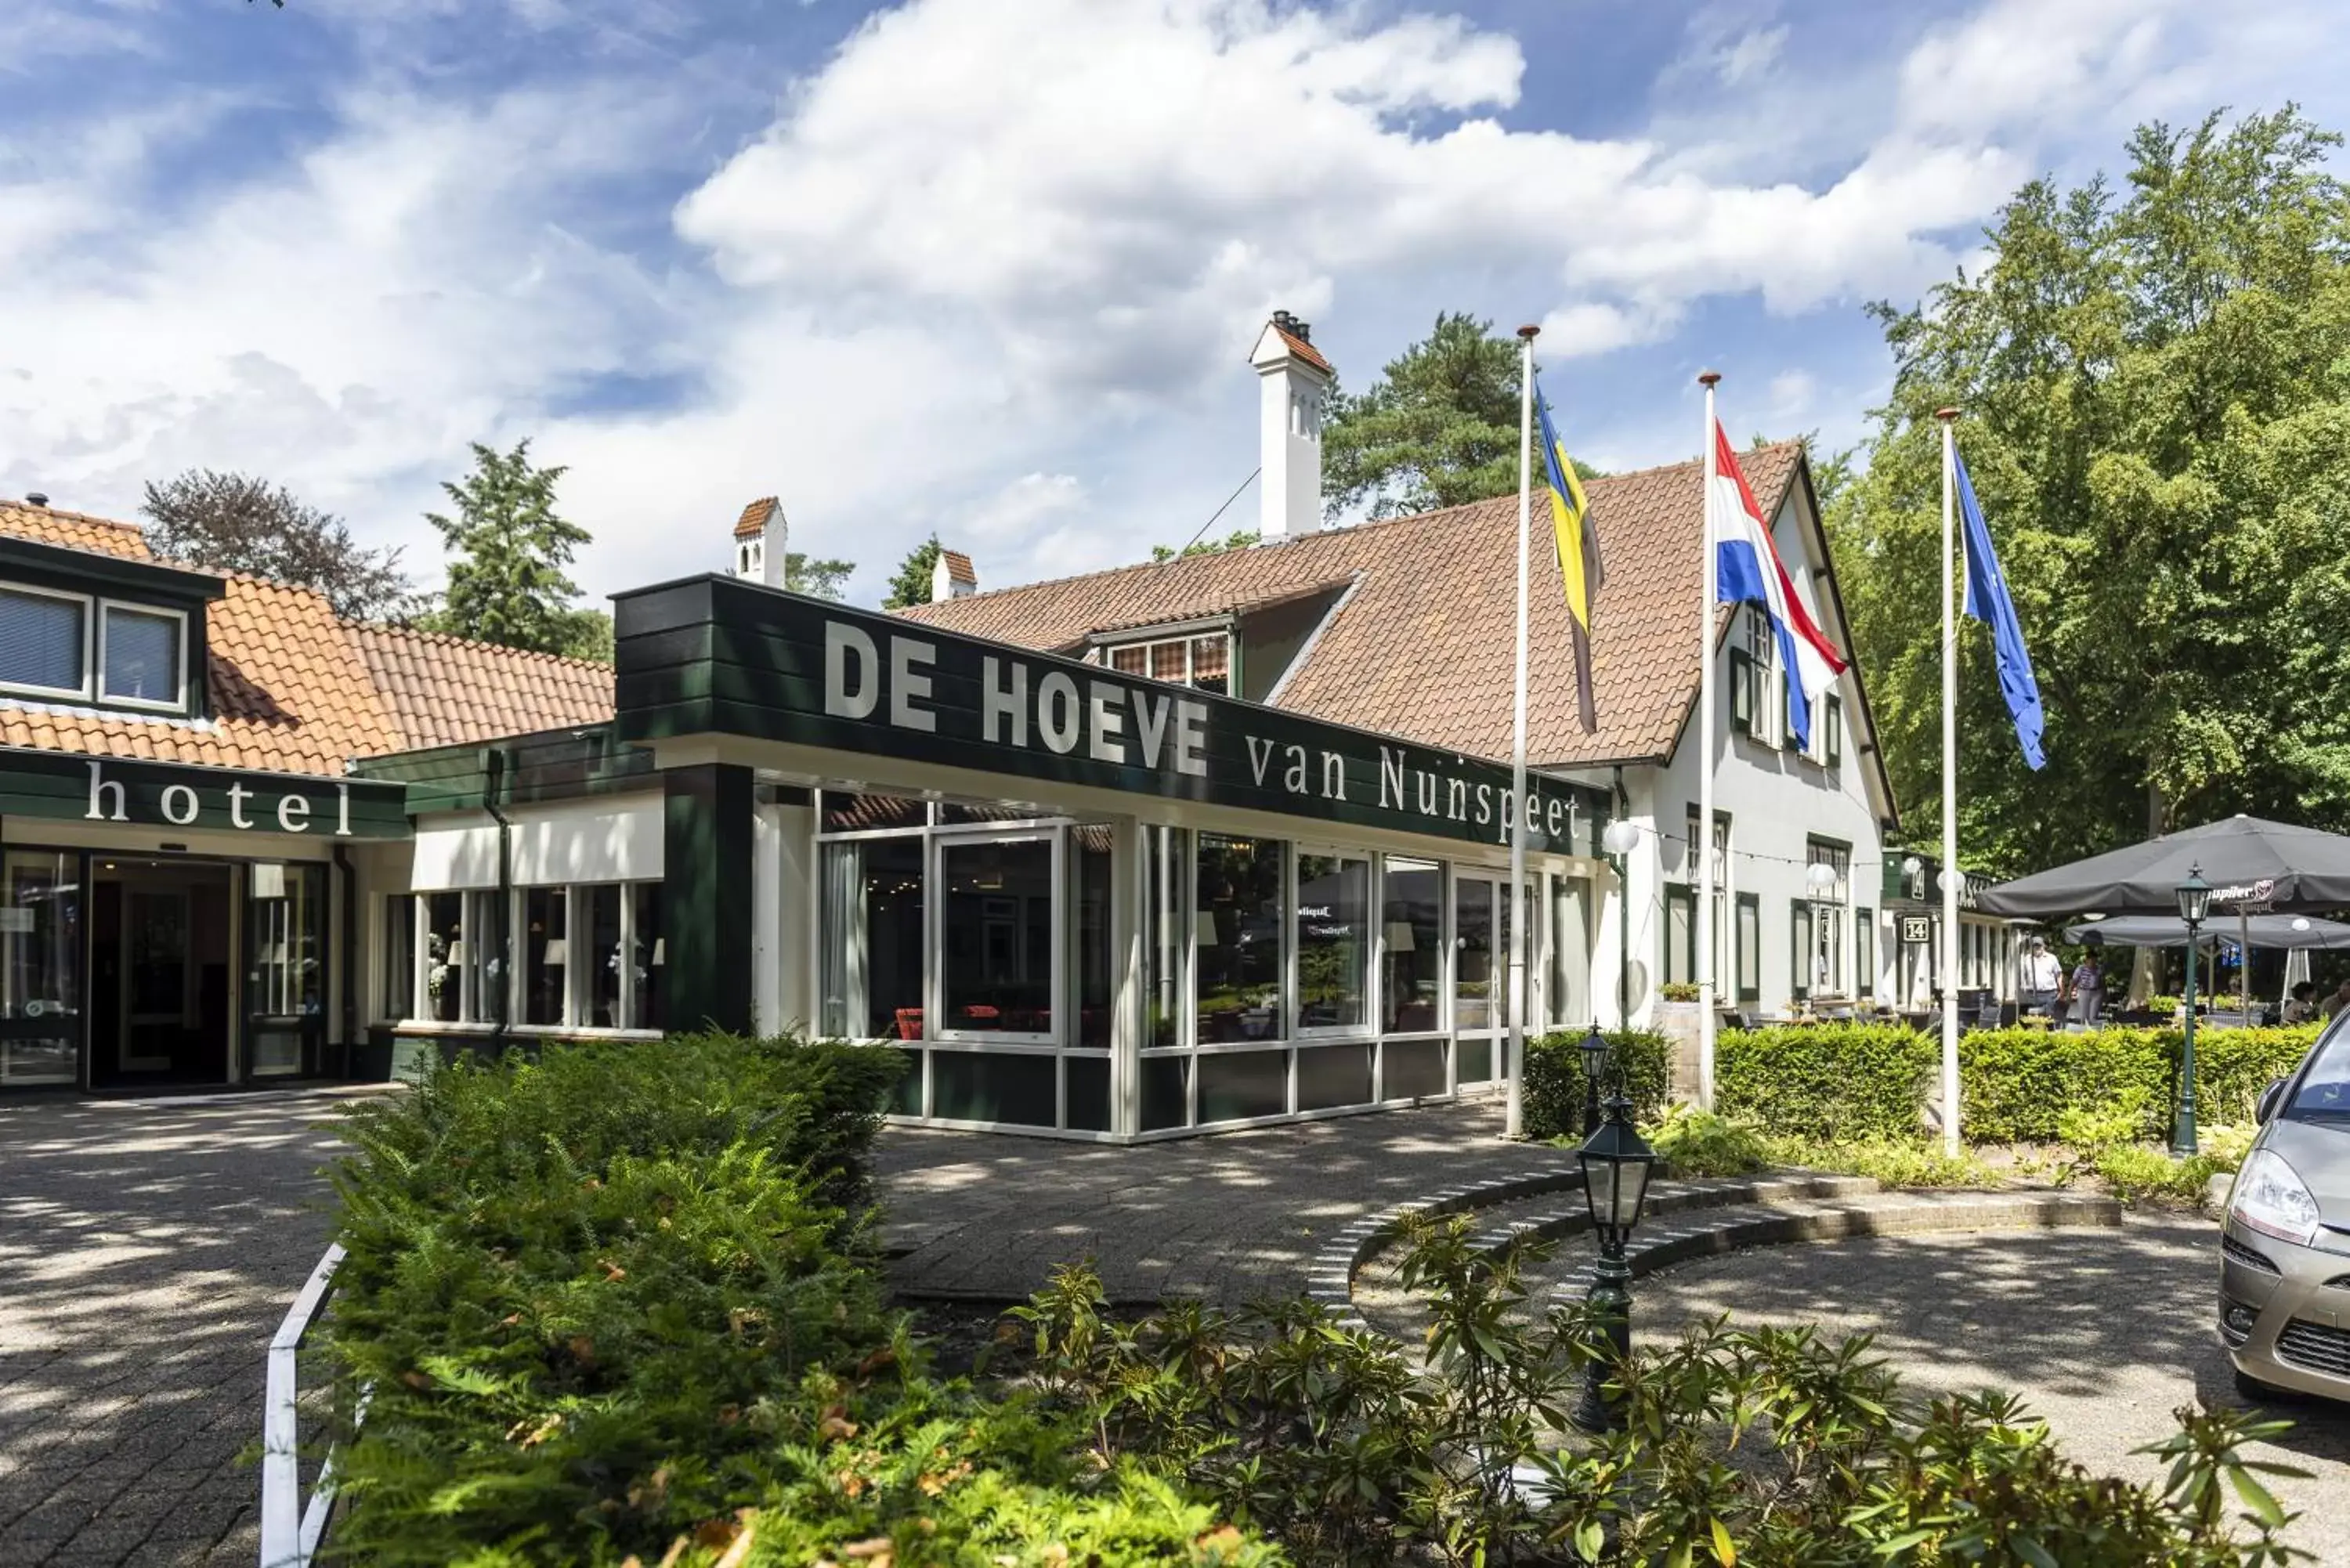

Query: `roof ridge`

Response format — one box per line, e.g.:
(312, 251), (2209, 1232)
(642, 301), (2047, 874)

(0, 501), (147, 537)
(351, 618), (617, 673)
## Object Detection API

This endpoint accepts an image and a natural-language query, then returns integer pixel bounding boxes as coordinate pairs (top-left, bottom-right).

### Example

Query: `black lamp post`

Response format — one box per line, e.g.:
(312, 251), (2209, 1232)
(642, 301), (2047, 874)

(1578, 1023), (1611, 1136)
(1569, 1091), (1658, 1433)
(2172, 863), (2212, 1156)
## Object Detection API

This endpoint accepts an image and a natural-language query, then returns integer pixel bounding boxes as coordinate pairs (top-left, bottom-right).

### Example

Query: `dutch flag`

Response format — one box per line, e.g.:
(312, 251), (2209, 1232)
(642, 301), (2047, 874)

(1706, 420), (1846, 749)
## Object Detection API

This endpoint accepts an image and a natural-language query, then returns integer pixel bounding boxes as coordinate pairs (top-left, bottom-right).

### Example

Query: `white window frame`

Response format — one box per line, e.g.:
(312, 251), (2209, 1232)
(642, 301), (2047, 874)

(0, 581), (94, 703)
(1292, 844), (1374, 1039)
(1100, 626), (1234, 693)
(96, 600), (189, 713)
(930, 827), (1063, 1046)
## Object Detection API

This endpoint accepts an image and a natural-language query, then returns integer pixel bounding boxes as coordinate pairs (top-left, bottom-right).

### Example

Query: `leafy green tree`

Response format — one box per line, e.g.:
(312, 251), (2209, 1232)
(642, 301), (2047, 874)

(1829, 107), (2350, 889)
(786, 553), (854, 599)
(139, 468), (412, 621)
(1324, 312), (1600, 521)
(1150, 527), (1256, 563)
(882, 535), (941, 610)
(421, 439), (601, 659)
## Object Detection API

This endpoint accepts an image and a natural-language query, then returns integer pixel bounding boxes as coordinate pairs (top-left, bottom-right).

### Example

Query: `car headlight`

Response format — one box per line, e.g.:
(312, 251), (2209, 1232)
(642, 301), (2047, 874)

(2230, 1148), (2323, 1246)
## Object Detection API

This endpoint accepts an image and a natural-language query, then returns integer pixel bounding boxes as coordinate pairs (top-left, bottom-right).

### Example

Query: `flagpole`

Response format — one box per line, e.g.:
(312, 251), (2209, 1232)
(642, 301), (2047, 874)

(1697, 370), (1720, 1111)
(1506, 323), (1539, 1140)
(1938, 406), (1961, 1157)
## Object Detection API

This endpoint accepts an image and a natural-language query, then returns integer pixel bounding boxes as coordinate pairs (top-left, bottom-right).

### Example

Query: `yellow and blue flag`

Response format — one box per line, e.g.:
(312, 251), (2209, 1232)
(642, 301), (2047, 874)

(1537, 378), (1603, 732)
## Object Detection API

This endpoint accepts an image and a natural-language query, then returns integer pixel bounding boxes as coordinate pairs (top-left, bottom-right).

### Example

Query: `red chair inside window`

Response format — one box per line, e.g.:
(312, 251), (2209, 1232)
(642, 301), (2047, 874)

(894, 1008), (924, 1041)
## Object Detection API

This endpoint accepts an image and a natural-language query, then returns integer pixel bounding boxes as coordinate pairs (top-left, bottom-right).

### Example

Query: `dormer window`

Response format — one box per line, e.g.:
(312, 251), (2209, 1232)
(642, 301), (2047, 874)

(100, 604), (186, 708)
(1104, 630), (1231, 696)
(0, 537), (221, 718)
(0, 585), (88, 698)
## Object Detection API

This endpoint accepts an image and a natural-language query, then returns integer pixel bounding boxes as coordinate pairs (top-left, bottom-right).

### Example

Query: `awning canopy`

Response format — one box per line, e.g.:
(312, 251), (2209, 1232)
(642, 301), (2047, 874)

(1977, 814), (2350, 918)
(2063, 913), (2350, 950)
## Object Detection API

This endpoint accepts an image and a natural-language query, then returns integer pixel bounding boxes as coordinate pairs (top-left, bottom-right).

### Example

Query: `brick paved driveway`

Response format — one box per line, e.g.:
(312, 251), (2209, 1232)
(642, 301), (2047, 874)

(0, 1091), (367, 1567)
(874, 1097), (1571, 1303)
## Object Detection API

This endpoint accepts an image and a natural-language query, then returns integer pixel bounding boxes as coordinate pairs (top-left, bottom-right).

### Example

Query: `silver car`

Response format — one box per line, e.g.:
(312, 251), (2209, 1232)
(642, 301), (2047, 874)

(2222, 1019), (2350, 1404)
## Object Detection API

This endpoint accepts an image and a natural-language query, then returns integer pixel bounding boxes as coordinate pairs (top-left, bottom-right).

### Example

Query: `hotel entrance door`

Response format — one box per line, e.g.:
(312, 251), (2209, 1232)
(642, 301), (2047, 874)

(90, 858), (234, 1086)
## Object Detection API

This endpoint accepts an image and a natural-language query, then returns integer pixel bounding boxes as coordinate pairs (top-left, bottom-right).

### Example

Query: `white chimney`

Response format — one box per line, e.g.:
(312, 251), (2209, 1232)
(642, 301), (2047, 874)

(1249, 310), (1334, 540)
(732, 497), (787, 588)
(931, 547), (978, 602)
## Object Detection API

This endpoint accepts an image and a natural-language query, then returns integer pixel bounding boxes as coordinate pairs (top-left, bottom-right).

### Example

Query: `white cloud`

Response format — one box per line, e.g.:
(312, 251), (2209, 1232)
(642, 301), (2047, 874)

(9, 0), (2349, 615)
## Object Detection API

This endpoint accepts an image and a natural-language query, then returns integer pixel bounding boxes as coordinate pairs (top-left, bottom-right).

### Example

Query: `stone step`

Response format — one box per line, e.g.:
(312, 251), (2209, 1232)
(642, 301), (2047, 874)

(1547, 1188), (2127, 1305)
(1338, 1169), (1878, 1339)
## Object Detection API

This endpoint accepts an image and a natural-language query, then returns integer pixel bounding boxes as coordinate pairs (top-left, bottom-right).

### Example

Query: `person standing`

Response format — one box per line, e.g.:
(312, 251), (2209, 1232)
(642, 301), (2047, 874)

(2022, 937), (2063, 1017)
(2068, 951), (2104, 1028)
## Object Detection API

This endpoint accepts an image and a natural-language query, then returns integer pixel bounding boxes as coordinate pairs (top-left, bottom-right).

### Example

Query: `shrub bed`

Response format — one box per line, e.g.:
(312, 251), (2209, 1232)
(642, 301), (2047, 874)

(1707, 1021), (2317, 1144)
(324, 1032), (1268, 1566)
(1522, 1028), (1669, 1138)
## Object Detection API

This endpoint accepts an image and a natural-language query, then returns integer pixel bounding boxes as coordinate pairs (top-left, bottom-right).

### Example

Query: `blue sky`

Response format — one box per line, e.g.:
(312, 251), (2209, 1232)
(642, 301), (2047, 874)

(5, 0), (2346, 608)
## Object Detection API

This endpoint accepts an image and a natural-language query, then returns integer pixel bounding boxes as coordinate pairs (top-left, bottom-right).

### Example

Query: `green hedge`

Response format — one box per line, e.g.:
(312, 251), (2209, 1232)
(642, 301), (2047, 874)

(325, 1032), (1267, 1565)
(1709, 1021), (2319, 1144)
(1524, 1028), (1670, 1139)
(1717, 1024), (1940, 1141)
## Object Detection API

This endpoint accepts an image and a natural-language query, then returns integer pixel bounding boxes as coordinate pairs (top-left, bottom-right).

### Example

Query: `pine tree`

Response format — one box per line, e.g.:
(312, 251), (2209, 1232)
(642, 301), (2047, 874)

(422, 440), (600, 658)
(882, 536), (942, 610)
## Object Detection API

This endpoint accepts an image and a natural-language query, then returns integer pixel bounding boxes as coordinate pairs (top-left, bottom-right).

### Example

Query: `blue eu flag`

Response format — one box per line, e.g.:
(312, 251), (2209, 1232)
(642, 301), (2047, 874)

(1955, 449), (2046, 770)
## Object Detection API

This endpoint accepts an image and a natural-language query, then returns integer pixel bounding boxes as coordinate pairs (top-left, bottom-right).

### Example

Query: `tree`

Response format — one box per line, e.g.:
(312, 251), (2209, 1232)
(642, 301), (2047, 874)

(787, 554), (855, 599)
(1149, 527), (1256, 563)
(421, 439), (603, 659)
(1323, 312), (1600, 521)
(882, 535), (942, 610)
(139, 469), (413, 621)
(1828, 107), (2350, 890)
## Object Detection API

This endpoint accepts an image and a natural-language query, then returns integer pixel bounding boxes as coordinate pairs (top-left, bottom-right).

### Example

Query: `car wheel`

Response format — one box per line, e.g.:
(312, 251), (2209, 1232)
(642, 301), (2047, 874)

(2234, 1367), (2293, 1406)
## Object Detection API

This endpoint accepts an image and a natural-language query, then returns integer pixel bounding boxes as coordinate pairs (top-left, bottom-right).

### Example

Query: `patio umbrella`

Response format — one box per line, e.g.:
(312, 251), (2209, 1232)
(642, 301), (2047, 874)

(1981, 814), (2350, 1018)
(2059, 912), (2350, 948)
(1976, 815), (2350, 918)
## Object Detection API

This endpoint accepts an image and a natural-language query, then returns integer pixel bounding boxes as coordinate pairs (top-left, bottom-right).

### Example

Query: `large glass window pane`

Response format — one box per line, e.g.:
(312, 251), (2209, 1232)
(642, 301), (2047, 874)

(1791, 901), (1813, 1000)
(1383, 1037), (1447, 1100)
(1196, 835), (1283, 1043)
(629, 883), (663, 1030)
(1664, 887), (1694, 988)
(1188, 635), (1230, 695)
(424, 892), (463, 1024)
(2, 848), (81, 1085)
(1381, 858), (1442, 1032)
(247, 862), (321, 1076)
(1295, 853), (1368, 1031)
(101, 605), (180, 704)
(466, 889), (503, 1023)
(382, 894), (415, 1021)
(1454, 877), (1495, 1030)
(1854, 907), (1874, 1002)
(1072, 826), (1112, 1048)
(821, 836), (924, 1039)
(822, 791), (926, 833)
(1144, 826), (1189, 1048)
(523, 887), (568, 1026)
(942, 836), (1054, 1035)
(1298, 1042), (1372, 1110)
(0, 587), (85, 694)
(1549, 876), (1592, 1027)
(1736, 896), (1761, 1001)
(1065, 1054), (1112, 1133)
(1140, 1053), (1189, 1132)
(587, 884), (622, 1028)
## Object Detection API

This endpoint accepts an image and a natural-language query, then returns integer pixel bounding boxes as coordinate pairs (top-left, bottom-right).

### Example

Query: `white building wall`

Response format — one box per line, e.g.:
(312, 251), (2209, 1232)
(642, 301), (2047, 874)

(1636, 484), (1891, 1023)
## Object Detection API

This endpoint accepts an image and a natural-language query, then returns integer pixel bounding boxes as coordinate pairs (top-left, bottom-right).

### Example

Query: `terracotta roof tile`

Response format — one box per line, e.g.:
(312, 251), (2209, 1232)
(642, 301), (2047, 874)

(0, 502), (153, 560)
(1271, 323), (1333, 375)
(901, 443), (1810, 768)
(0, 507), (616, 772)
(735, 496), (779, 540)
(349, 623), (613, 752)
(940, 549), (977, 585)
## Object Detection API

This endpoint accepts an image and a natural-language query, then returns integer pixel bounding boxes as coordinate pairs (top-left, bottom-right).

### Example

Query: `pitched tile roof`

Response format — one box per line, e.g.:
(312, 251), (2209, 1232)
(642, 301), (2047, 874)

(900, 443), (1810, 768)
(940, 548), (977, 587)
(1272, 323), (1332, 375)
(735, 496), (779, 540)
(351, 624), (614, 752)
(0, 507), (615, 774)
(0, 500), (153, 560)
